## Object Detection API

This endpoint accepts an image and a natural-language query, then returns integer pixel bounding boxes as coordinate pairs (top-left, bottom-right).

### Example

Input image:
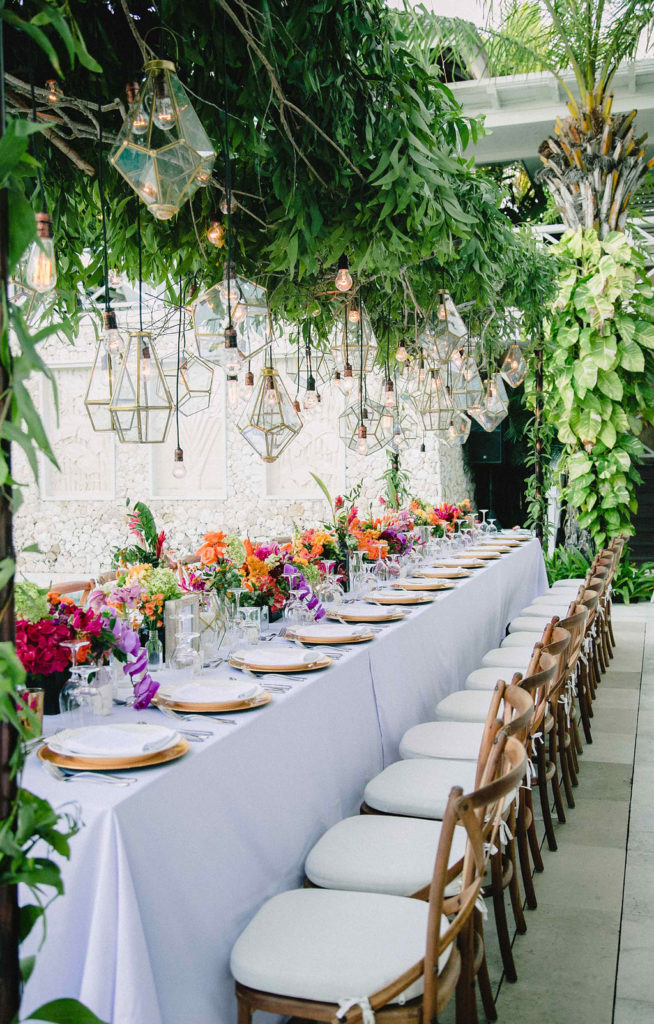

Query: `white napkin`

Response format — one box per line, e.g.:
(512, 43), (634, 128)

(290, 623), (368, 640)
(49, 723), (178, 759)
(418, 568), (467, 578)
(334, 603), (402, 619)
(232, 648), (319, 668)
(374, 589), (431, 601)
(159, 679), (262, 704)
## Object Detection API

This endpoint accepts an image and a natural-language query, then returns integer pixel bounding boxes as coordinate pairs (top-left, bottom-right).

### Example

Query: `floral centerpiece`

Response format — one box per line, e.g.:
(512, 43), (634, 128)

(112, 499), (173, 568)
(16, 584), (159, 712)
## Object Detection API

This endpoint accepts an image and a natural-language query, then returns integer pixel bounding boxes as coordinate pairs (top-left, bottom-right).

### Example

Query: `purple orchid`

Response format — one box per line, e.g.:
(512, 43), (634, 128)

(283, 564), (326, 621)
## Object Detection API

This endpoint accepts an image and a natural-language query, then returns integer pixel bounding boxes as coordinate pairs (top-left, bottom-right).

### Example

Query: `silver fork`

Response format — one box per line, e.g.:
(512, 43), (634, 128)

(42, 761), (136, 785)
(154, 707), (233, 729)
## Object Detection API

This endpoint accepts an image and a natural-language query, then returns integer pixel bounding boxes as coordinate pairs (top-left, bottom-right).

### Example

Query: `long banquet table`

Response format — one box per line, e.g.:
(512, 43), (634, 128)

(21, 539), (547, 1024)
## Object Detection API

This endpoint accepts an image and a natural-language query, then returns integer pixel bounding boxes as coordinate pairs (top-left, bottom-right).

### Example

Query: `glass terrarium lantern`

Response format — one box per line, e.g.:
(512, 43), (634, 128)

(416, 369), (454, 437)
(339, 395), (393, 456)
(330, 306), (378, 375)
(237, 365), (302, 463)
(446, 410), (472, 446)
(109, 62), (216, 220)
(469, 373), (509, 432)
(109, 331), (173, 443)
(192, 263), (271, 368)
(160, 349), (214, 417)
(500, 343), (528, 387)
(448, 351), (484, 411)
(84, 310), (126, 432)
(418, 291), (467, 365)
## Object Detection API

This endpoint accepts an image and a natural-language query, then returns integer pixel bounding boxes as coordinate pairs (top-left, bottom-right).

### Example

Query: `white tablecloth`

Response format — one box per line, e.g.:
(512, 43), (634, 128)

(21, 539), (547, 1024)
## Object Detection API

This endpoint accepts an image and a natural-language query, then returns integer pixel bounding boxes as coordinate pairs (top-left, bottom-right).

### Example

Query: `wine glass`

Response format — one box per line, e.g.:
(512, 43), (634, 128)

(487, 517), (498, 537)
(59, 664), (103, 727)
(478, 509), (489, 534)
(371, 543), (389, 588)
(283, 586), (305, 627)
(170, 615), (201, 674)
(316, 561), (344, 607)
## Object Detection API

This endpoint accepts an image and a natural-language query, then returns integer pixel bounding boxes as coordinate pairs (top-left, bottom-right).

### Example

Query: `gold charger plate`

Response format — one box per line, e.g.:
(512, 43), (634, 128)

(326, 609), (405, 623)
(393, 580), (455, 591)
(38, 738), (190, 772)
(418, 568), (471, 579)
(464, 550), (502, 559)
(228, 655), (332, 674)
(286, 630), (375, 644)
(154, 692), (272, 713)
(436, 559), (487, 569)
(372, 593), (435, 605)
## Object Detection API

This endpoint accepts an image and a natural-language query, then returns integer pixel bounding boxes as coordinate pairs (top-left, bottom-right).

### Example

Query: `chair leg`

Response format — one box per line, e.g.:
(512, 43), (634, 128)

(525, 788), (544, 873)
(578, 661), (593, 744)
(608, 607), (617, 648)
(474, 910), (497, 1022)
(548, 717), (567, 824)
(537, 741), (560, 848)
(455, 916), (478, 1024)
(557, 710), (576, 809)
(490, 849), (518, 983)
(237, 999), (252, 1024)
(517, 793), (538, 909)
(506, 806), (526, 935)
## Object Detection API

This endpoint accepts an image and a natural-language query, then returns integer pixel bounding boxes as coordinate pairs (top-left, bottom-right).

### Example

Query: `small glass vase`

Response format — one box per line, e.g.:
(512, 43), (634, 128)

(145, 627), (164, 668)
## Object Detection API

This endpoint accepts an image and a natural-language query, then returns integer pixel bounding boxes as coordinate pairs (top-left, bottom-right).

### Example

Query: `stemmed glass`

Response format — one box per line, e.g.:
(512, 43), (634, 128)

(478, 509), (489, 534)
(283, 586), (307, 627)
(59, 642), (104, 727)
(170, 614), (201, 674)
(316, 560), (344, 607)
(487, 517), (498, 537)
(371, 542), (389, 588)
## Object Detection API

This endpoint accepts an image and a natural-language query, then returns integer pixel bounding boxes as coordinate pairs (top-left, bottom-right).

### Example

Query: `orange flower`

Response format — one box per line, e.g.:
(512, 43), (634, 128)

(47, 591), (60, 605)
(197, 543), (217, 566)
(204, 531), (227, 554)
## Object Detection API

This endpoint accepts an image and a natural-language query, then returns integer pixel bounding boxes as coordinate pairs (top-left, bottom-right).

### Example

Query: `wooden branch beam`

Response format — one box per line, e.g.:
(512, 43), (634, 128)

(7, 93), (96, 175)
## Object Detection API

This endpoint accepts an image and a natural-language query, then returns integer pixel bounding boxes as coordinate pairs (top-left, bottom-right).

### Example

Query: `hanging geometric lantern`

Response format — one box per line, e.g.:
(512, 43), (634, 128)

(416, 369), (454, 437)
(500, 343), (527, 387)
(192, 262), (271, 367)
(287, 344), (334, 389)
(330, 306), (377, 374)
(388, 402), (421, 453)
(109, 331), (173, 443)
(160, 349), (214, 417)
(339, 396), (392, 456)
(109, 63), (216, 220)
(449, 351), (483, 411)
(418, 291), (467, 365)
(84, 310), (126, 432)
(237, 366), (302, 462)
(469, 373), (509, 432)
(446, 410), (472, 446)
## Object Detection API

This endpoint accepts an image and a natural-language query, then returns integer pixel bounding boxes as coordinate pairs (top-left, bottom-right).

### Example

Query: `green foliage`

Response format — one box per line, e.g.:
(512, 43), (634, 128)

(24, 999), (108, 1024)
(536, 228), (654, 546)
(544, 545), (591, 584)
(378, 451), (410, 510)
(14, 581), (49, 623)
(545, 544), (654, 603)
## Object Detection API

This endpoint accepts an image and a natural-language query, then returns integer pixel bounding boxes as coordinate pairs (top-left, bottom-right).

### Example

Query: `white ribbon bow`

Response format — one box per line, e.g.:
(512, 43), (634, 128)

(337, 997), (375, 1024)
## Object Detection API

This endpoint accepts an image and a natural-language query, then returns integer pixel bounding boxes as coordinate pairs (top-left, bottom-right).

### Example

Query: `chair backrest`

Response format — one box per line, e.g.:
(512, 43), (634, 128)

(499, 682), (535, 743)
(47, 579), (95, 607)
(558, 604), (589, 679)
(417, 734), (527, 1022)
(511, 651), (558, 735)
(541, 627), (572, 692)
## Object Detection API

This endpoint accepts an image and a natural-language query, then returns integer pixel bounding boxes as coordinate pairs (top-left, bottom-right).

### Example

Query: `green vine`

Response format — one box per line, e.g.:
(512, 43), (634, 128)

(533, 228), (654, 547)
(378, 451), (410, 510)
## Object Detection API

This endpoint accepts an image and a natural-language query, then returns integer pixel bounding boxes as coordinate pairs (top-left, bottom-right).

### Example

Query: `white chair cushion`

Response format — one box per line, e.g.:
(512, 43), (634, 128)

(509, 616), (553, 633)
(400, 721), (484, 760)
(464, 666), (521, 691)
(231, 888), (448, 1003)
(305, 814), (467, 896)
(434, 689), (494, 723)
(480, 647), (532, 669)
(531, 593), (578, 606)
(520, 603), (569, 617)
(553, 578), (585, 587)
(364, 757), (478, 818)
(501, 631), (543, 648)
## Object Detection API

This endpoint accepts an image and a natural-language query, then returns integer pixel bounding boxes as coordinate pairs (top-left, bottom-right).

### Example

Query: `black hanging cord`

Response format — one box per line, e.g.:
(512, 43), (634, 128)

(222, 7), (233, 328)
(359, 297), (364, 422)
(137, 204), (143, 332)
(97, 99), (110, 311)
(176, 275), (183, 450)
(344, 306), (349, 364)
(28, 63), (47, 212)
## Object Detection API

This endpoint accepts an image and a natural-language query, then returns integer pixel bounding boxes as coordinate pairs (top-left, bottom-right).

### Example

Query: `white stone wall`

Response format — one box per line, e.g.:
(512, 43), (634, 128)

(14, 318), (473, 583)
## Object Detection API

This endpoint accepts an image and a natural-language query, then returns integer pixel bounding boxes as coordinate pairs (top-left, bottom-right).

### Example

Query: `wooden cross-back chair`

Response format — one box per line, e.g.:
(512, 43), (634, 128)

(47, 578), (95, 607)
(551, 604), (589, 808)
(232, 735), (527, 1024)
(576, 591), (601, 743)
(532, 625), (571, 848)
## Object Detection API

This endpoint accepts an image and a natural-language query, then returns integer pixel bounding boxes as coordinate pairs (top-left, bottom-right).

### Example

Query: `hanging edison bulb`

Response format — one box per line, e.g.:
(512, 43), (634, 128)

(500, 343), (527, 387)
(110, 61), (216, 220)
(237, 366), (302, 462)
(109, 331), (173, 443)
(207, 216), (226, 247)
(334, 254), (353, 292)
(288, 345), (334, 390)
(192, 261), (271, 367)
(383, 377), (395, 408)
(24, 213), (57, 294)
(469, 373), (509, 432)
(172, 447), (187, 479)
(45, 79), (62, 103)
(446, 410), (472, 446)
(84, 311), (127, 433)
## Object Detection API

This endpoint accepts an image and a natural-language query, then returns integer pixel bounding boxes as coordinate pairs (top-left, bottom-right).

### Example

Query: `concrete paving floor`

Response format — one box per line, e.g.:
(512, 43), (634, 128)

(479, 602), (654, 1024)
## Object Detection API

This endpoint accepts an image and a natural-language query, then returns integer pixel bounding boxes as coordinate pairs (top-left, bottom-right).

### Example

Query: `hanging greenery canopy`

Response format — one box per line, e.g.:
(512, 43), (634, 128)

(6, 0), (556, 349)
